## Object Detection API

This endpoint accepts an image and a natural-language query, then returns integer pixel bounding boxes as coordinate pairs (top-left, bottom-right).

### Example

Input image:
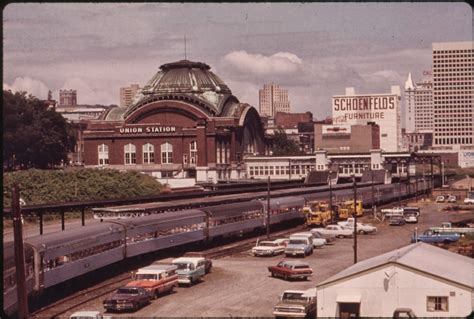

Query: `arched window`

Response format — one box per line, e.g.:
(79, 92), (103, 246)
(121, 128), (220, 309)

(190, 141), (197, 164)
(124, 143), (136, 165)
(98, 144), (109, 165)
(161, 143), (173, 164)
(143, 143), (154, 164)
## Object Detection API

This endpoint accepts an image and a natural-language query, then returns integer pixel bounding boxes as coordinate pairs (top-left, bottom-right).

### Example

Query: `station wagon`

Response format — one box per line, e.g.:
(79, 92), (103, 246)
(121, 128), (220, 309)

(268, 260), (313, 280)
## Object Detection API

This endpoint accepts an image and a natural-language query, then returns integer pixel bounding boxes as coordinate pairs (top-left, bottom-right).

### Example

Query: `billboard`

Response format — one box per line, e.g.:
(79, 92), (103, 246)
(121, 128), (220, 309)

(332, 92), (400, 152)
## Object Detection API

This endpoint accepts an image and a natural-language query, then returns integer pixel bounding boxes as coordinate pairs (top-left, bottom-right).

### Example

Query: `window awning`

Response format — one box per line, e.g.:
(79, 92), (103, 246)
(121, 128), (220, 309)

(336, 294), (361, 303)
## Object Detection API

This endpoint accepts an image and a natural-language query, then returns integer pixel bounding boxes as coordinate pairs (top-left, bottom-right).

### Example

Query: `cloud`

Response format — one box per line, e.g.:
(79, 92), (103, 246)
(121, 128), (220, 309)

(3, 76), (50, 99)
(60, 77), (116, 105)
(223, 51), (303, 75)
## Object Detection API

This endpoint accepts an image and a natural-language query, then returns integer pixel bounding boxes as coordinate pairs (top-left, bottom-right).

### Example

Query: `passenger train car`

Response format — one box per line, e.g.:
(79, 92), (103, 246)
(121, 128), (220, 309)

(3, 180), (431, 316)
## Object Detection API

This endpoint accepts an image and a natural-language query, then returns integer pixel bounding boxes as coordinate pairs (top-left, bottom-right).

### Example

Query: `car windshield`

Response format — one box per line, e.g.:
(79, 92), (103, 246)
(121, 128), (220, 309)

(282, 292), (307, 301)
(135, 273), (157, 280)
(117, 288), (139, 295)
(175, 262), (193, 270)
(289, 239), (307, 245)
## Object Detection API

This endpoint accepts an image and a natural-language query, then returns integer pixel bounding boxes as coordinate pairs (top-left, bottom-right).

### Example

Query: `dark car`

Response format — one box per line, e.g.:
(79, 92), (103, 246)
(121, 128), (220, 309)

(388, 215), (405, 226)
(268, 260), (313, 280)
(103, 286), (151, 312)
(183, 252), (212, 274)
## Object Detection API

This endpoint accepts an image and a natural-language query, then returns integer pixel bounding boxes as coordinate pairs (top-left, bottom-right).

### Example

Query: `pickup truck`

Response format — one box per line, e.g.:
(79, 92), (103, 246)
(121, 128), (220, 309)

(381, 207), (404, 218)
(411, 230), (461, 244)
(285, 235), (314, 257)
(273, 288), (317, 318)
(429, 222), (474, 235)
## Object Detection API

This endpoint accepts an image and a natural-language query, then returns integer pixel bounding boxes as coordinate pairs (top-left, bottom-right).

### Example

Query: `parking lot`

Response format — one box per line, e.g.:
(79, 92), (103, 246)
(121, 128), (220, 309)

(66, 200), (459, 317)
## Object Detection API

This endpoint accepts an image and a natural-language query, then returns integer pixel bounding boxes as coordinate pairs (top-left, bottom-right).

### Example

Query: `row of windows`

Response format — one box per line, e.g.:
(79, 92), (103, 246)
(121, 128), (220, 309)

(248, 165), (315, 176)
(434, 137), (472, 145)
(98, 141), (197, 165)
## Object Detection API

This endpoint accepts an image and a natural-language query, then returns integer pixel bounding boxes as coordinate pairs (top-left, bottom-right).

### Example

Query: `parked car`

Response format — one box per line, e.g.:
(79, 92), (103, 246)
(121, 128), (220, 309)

(403, 207), (420, 217)
(435, 196), (445, 203)
(388, 215), (406, 226)
(338, 218), (377, 234)
(268, 260), (313, 280)
(127, 263), (178, 298)
(464, 197), (474, 204)
(381, 207), (404, 218)
(172, 257), (206, 286)
(403, 213), (418, 224)
(252, 240), (286, 256)
(183, 252), (212, 274)
(273, 288), (317, 318)
(447, 195), (457, 203)
(392, 308), (417, 318)
(430, 222), (474, 235)
(292, 232), (326, 248)
(273, 238), (290, 247)
(285, 235), (313, 257)
(70, 311), (109, 319)
(412, 230), (461, 244)
(310, 229), (336, 245)
(103, 286), (151, 312)
(313, 225), (353, 238)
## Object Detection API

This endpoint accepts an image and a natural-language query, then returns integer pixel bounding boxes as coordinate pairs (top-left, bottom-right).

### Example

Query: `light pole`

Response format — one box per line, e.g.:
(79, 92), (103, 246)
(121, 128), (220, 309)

(441, 161), (445, 187)
(329, 170), (333, 223)
(352, 175), (358, 264)
(266, 176), (270, 239)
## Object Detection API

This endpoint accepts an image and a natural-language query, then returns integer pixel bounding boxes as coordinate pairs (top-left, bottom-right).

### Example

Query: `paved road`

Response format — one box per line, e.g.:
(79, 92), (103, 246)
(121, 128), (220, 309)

(63, 199), (454, 318)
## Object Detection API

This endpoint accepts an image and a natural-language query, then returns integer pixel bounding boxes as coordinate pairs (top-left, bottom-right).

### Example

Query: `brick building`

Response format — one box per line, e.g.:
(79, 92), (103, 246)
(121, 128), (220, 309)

(314, 123), (380, 154)
(83, 60), (268, 184)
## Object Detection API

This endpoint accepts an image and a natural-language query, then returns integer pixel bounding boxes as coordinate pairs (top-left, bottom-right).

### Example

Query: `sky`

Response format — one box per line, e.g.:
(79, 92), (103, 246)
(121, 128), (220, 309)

(3, 3), (473, 119)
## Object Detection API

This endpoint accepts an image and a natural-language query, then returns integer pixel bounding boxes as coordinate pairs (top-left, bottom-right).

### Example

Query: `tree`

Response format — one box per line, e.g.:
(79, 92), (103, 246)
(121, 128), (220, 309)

(3, 90), (76, 169)
(272, 129), (301, 156)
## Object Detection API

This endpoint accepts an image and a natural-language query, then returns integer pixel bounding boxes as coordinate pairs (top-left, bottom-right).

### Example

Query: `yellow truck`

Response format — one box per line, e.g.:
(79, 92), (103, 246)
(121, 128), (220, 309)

(304, 201), (332, 227)
(337, 200), (363, 220)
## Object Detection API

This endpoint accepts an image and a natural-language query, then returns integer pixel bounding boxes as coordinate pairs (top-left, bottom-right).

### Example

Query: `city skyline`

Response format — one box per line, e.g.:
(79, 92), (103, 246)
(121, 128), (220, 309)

(3, 3), (472, 118)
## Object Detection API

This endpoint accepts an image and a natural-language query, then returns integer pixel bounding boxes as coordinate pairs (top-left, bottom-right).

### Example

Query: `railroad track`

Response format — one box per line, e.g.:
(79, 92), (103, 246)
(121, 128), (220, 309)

(30, 196), (422, 318)
(30, 224), (307, 318)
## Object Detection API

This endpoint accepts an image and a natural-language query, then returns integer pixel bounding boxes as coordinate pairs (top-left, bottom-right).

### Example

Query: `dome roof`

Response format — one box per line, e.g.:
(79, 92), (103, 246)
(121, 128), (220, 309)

(123, 59), (238, 118)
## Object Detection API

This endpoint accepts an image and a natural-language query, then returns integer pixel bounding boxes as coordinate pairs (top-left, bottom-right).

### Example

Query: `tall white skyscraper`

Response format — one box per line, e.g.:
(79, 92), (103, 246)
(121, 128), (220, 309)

(258, 83), (291, 117)
(405, 72), (433, 133)
(432, 41), (474, 148)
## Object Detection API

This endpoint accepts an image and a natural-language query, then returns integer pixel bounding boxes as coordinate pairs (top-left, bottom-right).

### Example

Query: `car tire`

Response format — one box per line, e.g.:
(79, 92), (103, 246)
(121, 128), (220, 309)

(359, 230), (365, 235)
(271, 272), (275, 277)
(284, 274), (289, 281)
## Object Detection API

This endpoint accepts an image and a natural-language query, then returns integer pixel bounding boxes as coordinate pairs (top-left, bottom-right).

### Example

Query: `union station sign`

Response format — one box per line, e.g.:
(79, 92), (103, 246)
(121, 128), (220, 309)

(118, 125), (177, 135)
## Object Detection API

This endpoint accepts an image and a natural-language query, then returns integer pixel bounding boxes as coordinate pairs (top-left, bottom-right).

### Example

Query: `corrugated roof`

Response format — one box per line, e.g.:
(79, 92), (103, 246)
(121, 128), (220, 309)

(318, 242), (474, 289)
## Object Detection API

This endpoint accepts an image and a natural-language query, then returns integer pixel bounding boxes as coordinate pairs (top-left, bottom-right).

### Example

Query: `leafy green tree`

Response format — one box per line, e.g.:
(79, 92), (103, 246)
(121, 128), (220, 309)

(3, 90), (76, 169)
(272, 129), (302, 156)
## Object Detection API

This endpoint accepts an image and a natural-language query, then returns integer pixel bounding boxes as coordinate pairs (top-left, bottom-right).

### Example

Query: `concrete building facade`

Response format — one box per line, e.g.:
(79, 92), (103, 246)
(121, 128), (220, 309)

(59, 89), (77, 106)
(332, 86), (401, 152)
(405, 72), (434, 133)
(432, 41), (474, 149)
(314, 123), (380, 154)
(120, 84), (141, 108)
(258, 83), (291, 117)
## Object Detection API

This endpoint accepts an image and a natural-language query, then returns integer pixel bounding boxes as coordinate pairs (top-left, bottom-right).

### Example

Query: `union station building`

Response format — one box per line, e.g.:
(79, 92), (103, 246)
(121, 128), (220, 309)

(83, 60), (269, 184)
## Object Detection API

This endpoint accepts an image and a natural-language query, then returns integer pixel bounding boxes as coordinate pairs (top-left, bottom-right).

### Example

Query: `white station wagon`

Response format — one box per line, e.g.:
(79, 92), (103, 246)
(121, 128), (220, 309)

(313, 225), (353, 238)
(252, 240), (286, 256)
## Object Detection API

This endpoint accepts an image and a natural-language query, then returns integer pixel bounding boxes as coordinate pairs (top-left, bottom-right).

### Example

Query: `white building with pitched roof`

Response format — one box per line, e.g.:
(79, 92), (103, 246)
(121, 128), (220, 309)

(316, 242), (473, 317)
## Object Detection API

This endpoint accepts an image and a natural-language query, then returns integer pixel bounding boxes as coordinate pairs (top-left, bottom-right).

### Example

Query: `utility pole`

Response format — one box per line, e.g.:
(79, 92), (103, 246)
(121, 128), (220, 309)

(267, 176), (270, 239)
(329, 170), (333, 223)
(12, 183), (29, 319)
(398, 179), (402, 207)
(353, 175), (358, 264)
(371, 169), (375, 214)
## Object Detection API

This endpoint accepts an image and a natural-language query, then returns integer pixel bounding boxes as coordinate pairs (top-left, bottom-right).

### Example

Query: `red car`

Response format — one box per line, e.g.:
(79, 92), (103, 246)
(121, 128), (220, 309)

(268, 260), (313, 280)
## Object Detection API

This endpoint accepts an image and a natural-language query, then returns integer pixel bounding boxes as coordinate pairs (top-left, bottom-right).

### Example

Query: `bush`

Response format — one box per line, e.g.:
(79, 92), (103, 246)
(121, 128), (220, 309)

(3, 168), (163, 208)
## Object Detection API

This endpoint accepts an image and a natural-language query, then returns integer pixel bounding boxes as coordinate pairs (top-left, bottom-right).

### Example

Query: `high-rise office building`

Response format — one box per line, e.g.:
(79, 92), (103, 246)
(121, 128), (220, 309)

(405, 72), (433, 133)
(258, 83), (291, 117)
(432, 41), (474, 148)
(120, 84), (140, 108)
(59, 89), (77, 106)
